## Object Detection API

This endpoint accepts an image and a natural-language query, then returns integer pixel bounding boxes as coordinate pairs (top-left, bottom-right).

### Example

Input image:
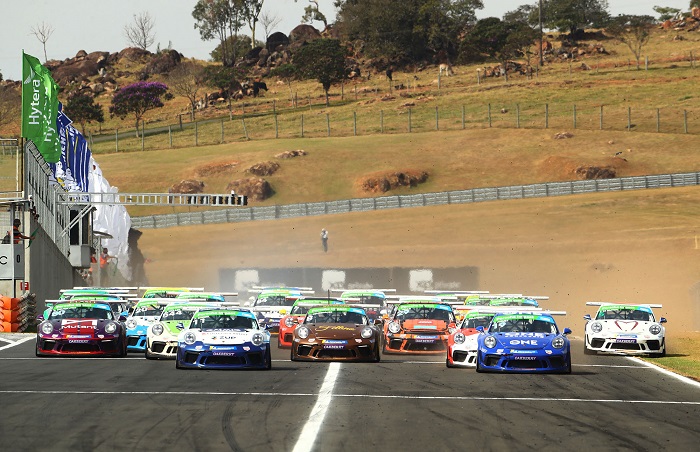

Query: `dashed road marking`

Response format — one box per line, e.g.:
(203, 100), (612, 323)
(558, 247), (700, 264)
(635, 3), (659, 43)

(292, 362), (340, 452)
(0, 336), (35, 351)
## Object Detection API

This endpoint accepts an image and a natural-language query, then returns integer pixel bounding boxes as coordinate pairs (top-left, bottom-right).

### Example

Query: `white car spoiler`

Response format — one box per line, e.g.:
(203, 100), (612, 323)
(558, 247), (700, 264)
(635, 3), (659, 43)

(385, 296), (454, 304)
(586, 302), (662, 308)
(424, 290), (490, 295)
(455, 306), (544, 313)
(166, 292), (239, 298)
(331, 288), (397, 293)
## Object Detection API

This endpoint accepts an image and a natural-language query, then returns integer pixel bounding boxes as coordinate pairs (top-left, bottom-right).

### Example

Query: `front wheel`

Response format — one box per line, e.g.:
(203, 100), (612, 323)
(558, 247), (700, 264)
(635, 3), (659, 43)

(372, 343), (381, 362)
(290, 346), (297, 362)
(264, 345), (272, 370)
(583, 336), (595, 355)
(446, 356), (455, 368)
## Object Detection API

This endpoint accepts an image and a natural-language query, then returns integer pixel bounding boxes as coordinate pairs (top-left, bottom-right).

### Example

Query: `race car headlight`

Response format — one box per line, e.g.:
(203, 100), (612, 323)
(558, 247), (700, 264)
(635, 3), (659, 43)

(388, 322), (401, 334)
(649, 324), (662, 335)
(104, 322), (118, 334)
(591, 322), (603, 333)
(361, 327), (373, 339)
(252, 333), (265, 346)
(183, 332), (197, 345)
(126, 319), (137, 330)
(152, 324), (164, 336)
(454, 332), (466, 344)
(40, 322), (54, 335)
(484, 336), (497, 349)
(296, 326), (310, 339)
(552, 336), (566, 349)
(284, 317), (295, 328)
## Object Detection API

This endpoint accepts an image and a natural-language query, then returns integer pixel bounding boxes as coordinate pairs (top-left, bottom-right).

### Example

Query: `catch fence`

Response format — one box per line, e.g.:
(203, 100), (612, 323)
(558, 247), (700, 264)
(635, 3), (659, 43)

(131, 171), (700, 230)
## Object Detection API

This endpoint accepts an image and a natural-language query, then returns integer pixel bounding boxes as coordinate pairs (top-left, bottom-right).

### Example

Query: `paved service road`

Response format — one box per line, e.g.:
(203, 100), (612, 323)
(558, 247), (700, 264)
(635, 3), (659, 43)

(1, 334), (699, 451)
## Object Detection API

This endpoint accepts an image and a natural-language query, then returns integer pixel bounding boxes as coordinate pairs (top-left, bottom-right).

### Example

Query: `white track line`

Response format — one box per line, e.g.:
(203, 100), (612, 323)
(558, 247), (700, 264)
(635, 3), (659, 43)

(0, 336), (35, 351)
(626, 356), (700, 389)
(0, 389), (698, 406)
(292, 362), (340, 452)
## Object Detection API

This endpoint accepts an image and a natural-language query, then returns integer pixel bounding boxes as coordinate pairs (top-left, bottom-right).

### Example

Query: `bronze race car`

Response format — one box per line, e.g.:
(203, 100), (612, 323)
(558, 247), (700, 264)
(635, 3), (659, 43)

(291, 305), (381, 362)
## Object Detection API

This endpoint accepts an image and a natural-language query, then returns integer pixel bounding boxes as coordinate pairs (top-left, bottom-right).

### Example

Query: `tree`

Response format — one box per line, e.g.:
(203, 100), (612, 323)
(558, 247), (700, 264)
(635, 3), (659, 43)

(63, 92), (104, 135)
(167, 61), (206, 117)
(292, 38), (347, 106)
(30, 22), (54, 62)
(606, 15), (656, 69)
(0, 84), (21, 130)
(269, 63), (298, 101)
(193, 0), (247, 66)
(337, 0), (483, 62)
(300, 0), (328, 29)
(692, 1), (700, 9)
(210, 35), (254, 63)
(243, 0), (265, 49)
(109, 81), (168, 137)
(203, 65), (246, 109)
(124, 12), (156, 50)
(461, 17), (539, 80)
(653, 6), (681, 22)
(541, 0), (610, 40)
(259, 10), (282, 40)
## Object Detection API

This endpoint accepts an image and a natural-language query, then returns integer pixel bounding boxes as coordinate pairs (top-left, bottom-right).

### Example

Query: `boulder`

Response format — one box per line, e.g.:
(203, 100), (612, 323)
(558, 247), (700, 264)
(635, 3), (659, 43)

(360, 170), (429, 193)
(275, 150), (307, 159)
(118, 47), (152, 63)
(267, 32), (290, 52)
(247, 161), (280, 176)
(226, 178), (273, 201)
(169, 179), (205, 194)
(143, 49), (182, 75)
(289, 24), (321, 47)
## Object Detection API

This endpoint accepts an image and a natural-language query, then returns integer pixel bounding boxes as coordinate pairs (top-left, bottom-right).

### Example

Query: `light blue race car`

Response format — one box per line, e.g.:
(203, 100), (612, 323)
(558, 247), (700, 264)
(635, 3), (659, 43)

(475, 312), (572, 374)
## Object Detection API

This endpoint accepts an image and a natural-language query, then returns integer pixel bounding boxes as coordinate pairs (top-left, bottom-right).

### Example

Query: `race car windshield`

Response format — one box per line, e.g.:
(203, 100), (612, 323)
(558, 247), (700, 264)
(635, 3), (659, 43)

(161, 309), (195, 321)
(255, 295), (289, 307)
(191, 315), (257, 329)
(596, 309), (652, 321)
(133, 305), (164, 317)
(489, 318), (557, 334)
(348, 295), (384, 306)
(462, 315), (494, 329)
(48, 306), (113, 320)
(305, 311), (367, 325)
(291, 305), (313, 315)
(395, 307), (454, 323)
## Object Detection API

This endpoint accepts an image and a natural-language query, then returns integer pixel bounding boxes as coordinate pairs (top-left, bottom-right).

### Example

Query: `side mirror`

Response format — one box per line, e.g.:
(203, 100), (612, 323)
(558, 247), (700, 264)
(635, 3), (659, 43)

(476, 326), (485, 333)
(279, 309), (287, 315)
(583, 314), (591, 321)
(243, 301), (251, 307)
(36, 315), (45, 322)
(563, 328), (572, 335)
(373, 319), (383, 326)
(659, 317), (667, 324)
(448, 322), (456, 330)
(119, 315), (127, 322)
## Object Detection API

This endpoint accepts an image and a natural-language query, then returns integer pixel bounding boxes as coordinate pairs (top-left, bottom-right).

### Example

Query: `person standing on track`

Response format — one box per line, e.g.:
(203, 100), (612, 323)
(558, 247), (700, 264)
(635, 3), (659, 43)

(320, 228), (328, 253)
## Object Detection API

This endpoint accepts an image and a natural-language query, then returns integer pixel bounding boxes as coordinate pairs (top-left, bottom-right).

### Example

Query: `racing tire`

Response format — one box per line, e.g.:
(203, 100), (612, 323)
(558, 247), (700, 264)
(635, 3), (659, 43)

(583, 337), (595, 355)
(277, 337), (283, 349)
(372, 343), (381, 363)
(175, 359), (183, 369)
(446, 356), (455, 368)
(475, 352), (484, 373)
(145, 346), (156, 360)
(35, 342), (43, 357)
(265, 345), (272, 370)
(290, 346), (298, 362)
(116, 338), (127, 358)
(563, 354), (572, 374)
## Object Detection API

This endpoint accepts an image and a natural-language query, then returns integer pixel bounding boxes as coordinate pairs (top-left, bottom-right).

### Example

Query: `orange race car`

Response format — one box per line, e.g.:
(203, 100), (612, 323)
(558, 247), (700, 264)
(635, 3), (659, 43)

(382, 297), (457, 354)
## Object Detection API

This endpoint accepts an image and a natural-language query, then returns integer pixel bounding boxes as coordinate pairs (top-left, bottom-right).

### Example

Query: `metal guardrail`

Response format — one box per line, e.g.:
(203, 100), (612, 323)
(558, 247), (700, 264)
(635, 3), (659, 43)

(131, 171), (700, 230)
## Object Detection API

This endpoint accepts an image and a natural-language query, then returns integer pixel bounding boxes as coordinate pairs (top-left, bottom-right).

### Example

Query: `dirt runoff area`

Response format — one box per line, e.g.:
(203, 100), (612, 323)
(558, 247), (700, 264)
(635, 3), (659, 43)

(138, 186), (700, 352)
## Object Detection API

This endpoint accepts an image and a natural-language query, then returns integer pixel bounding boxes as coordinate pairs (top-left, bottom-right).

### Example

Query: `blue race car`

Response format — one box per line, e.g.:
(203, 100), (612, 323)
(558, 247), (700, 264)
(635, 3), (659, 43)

(176, 308), (271, 370)
(475, 312), (572, 374)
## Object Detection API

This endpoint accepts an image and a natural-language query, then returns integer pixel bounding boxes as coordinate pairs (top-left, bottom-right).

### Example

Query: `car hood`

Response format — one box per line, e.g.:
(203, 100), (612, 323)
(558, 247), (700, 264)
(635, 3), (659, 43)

(491, 332), (556, 350)
(597, 320), (654, 333)
(308, 323), (367, 339)
(402, 319), (447, 333)
(48, 319), (115, 336)
(187, 328), (259, 345)
(162, 320), (189, 336)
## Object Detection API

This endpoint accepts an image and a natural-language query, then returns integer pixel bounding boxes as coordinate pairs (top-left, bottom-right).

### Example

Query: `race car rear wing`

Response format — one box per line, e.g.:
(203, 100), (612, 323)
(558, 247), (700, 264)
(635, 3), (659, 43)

(586, 302), (662, 308)
(250, 286), (314, 292)
(330, 288), (397, 294)
(166, 292), (239, 298)
(424, 290), (490, 295)
(454, 306), (544, 313)
(482, 294), (549, 300)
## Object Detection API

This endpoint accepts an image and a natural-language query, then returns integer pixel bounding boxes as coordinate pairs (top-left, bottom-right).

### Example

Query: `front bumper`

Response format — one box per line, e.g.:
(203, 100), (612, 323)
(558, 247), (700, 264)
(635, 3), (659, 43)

(36, 336), (123, 356)
(448, 345), (477, 367)
(176, 342), (270, 369)
(147, 337), (178, 359)
(384, 332), (448, 354)
(585, 335), (665, 355)
(477, 349), (570, 373)
(292, 338), (378, 361)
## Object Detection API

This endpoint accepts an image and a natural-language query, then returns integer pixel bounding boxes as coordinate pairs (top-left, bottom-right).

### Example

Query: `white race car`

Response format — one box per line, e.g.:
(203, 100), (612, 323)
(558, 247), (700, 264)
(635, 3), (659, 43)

(583, 302), (667, 356)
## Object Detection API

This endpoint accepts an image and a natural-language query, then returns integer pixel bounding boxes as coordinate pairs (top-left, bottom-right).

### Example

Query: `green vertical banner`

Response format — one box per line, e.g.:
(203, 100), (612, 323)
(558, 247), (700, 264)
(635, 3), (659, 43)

(21, 51), (61, 163)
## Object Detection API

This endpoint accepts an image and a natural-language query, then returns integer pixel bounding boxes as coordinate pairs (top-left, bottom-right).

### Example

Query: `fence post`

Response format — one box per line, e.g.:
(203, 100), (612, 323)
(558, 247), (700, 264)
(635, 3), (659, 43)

(115, 128), (119, 152)
(327, 113), (331, 137)
(301, 114), (304, 138)
(600, 105), (604, 130)
(462, 105), (466, 130)
(488, 103), (492, 128)
(308, 94), (312, 111)
(627, 107), (631, 131)
(657, 108), (660, 133)
(573, 104), (577, 129)
(516, 104), (520, 128)
(341, 81), (344, 101)
(354, 85), (357, 101)
(476, 69), (481, 85)
(242, 118), (249, 140)
(435, 106), (439, 130)
(353, 111), (357, 136)
(168, 125), (172, 148)
(684, 110), (688, 134)
(179, 114), (183, 131)
(220, 118), (225, 143)
(545, 104), (549, 129)
(380, 110), (384, 134)
(273, 100), (276, 115)
(195, 121), (198, 146)
(274, 113), (279, 139)
(141, 120), (145, 151)
(408, 108), (412, 133)
(645, 56), (649, 71)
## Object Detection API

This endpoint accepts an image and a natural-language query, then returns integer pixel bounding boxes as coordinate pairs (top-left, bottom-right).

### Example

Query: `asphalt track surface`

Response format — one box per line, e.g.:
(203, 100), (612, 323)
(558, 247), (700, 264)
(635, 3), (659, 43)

(1, 334), (699, 452)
